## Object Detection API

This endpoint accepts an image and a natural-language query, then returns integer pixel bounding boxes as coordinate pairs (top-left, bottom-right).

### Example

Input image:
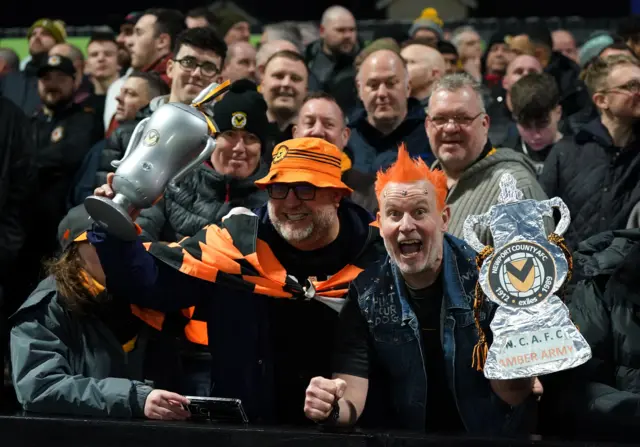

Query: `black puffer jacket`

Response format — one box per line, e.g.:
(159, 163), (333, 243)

(540, 119), (640, 250)
(94, 106), (152, 189)
(137, 162), (269, 242)
(536, 229), (640, 440)
(570, 229), (640, 393)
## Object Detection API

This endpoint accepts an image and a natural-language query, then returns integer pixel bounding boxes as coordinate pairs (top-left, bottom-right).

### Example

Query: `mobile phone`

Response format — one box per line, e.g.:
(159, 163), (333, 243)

(186, 396), (249, 424)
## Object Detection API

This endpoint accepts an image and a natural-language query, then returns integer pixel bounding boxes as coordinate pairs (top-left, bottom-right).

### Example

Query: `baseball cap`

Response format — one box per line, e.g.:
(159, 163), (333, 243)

(254, 138), (353, 193)
(579, 33), (615, 68)
(213, 79), (269, 150)
(123, 11), (143, 25)
(57, 205), (95, 251)
(37, 54), (75, 79)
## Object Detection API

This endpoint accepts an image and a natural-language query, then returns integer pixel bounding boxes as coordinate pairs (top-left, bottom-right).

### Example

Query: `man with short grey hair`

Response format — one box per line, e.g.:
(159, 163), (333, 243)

(427, 73), (548, 244)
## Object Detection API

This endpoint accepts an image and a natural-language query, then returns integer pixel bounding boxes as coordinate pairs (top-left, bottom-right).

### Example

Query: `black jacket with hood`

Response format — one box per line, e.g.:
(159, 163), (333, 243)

(540, 119), (640, 249)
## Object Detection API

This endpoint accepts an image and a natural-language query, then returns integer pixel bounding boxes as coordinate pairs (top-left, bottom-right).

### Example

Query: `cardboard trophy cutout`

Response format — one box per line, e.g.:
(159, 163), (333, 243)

(463, 173), (591, 379)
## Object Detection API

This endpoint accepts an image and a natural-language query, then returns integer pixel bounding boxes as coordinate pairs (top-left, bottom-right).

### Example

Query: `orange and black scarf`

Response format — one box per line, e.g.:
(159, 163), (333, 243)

(144, 209), (380, 310)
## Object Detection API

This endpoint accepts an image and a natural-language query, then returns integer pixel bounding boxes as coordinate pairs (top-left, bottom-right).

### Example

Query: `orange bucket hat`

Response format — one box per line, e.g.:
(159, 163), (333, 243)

(254, 137), (353, 193)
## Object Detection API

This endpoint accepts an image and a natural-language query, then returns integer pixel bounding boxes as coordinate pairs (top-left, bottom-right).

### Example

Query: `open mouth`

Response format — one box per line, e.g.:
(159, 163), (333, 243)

(399, 239), (422, 256)
(276, 91), (295, 98)
(284, 213), (308, 222)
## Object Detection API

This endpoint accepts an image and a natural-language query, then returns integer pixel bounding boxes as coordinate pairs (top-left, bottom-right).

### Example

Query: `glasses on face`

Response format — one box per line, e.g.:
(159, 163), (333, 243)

(427, 111), (484, 129)
(601, 79), (640, 95)
(173, 56), (220, 77)
(267, 183), (317, 201)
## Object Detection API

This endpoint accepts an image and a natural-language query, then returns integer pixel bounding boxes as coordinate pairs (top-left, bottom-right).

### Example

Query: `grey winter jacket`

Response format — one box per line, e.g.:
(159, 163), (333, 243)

(436, 147), (550, 245)
(10, 276), (153, 417)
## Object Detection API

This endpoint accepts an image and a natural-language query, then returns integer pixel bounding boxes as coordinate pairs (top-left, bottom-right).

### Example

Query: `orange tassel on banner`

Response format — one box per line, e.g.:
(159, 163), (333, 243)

(471, 245), (494, 372)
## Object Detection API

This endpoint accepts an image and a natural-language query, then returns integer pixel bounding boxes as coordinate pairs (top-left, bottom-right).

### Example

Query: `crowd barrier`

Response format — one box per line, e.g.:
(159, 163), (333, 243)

(0, 413), (637, 447)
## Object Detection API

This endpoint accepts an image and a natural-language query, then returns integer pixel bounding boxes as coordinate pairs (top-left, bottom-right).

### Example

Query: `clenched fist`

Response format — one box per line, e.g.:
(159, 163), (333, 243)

(304, 377), (347, 422)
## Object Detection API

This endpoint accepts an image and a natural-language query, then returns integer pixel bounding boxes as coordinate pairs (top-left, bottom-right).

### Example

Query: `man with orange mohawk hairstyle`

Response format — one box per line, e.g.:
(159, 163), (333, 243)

(304, 145), (539, 433)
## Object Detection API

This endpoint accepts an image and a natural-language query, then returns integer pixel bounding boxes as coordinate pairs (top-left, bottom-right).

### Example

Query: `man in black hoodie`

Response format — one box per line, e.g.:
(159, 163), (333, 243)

(305, 6), (360, 117)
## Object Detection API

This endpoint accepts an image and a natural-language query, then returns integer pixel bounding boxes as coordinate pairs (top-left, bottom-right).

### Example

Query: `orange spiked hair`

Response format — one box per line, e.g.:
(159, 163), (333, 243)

(374, 144), (448, 210)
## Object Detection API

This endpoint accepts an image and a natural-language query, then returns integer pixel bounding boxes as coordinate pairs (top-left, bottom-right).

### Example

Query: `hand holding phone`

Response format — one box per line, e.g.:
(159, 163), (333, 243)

(185, 396), (249, 423)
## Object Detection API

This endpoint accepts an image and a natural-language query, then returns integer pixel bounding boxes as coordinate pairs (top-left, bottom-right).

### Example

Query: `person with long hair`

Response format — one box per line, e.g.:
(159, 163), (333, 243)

(9, 205), (190, 420)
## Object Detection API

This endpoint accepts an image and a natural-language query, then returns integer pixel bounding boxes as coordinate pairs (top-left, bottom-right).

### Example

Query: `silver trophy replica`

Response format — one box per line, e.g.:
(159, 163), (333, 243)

(463, 173), (591, 380)
(85, 80), (231, 240)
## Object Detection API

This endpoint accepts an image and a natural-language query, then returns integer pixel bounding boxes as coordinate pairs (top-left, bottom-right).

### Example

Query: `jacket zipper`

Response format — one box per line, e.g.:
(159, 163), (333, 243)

(225, 184), (230, 203)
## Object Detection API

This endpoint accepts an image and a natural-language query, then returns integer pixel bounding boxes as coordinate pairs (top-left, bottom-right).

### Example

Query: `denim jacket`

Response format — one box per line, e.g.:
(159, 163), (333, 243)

(350, 233), (536, 434)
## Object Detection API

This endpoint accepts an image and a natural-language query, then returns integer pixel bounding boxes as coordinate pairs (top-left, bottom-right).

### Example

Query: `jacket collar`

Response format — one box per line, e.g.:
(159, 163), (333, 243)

(143, 53), (172, 75)
(349, 98), (426, 130)
(574, 118), (640, 149)
(389, 233), (475, 323)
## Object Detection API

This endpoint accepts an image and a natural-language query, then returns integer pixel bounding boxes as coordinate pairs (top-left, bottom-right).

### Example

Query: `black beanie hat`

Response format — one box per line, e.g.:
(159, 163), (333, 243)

(486, 30), (511, 52)
(213, 79), (269, 150)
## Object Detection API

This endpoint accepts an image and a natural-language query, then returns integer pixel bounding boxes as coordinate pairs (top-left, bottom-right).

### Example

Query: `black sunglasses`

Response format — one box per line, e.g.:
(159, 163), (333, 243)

(267, 183), (316, 201)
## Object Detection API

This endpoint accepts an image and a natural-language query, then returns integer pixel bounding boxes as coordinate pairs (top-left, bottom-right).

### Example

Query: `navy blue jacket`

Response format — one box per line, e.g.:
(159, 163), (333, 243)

(346, 98), (433, 174)
(340, 234), (536, 434)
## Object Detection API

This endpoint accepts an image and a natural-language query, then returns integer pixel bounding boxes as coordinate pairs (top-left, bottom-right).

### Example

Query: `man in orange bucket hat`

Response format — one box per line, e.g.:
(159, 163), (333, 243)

(89, 136), (385, 424)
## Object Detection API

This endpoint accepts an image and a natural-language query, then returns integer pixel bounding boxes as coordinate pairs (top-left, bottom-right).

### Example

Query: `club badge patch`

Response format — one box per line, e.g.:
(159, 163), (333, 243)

(48, 55), (61, 66)
(143, 129), (160, 147)
(487, 241), (556, 308)
(50, 126), (64, 143)
(272, 144), (288, 164)
(231, 111), (247, 129)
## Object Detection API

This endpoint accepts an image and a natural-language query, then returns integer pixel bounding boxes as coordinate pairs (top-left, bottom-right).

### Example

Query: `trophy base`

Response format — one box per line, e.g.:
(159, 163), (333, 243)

(84, 195), (138, 241)
(483, 297), (592, 380)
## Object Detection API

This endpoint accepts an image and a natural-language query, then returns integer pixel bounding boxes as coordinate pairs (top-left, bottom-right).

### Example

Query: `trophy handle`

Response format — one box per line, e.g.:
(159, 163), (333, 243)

(170, 136), (216, 186)
(541, 197), (571, 236)
(463, 213), (490, 253)
(111, 117), (150, 168)
(191, 79), (231, 108)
